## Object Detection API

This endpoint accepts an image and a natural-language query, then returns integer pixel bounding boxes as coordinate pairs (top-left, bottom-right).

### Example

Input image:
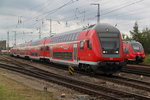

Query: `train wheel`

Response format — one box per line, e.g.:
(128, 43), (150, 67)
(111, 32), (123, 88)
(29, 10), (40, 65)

(106, 73), (112, 76)
(135, 61), (139, 64)
(78, 64), (84, 71)
(85, 65), (91, 72)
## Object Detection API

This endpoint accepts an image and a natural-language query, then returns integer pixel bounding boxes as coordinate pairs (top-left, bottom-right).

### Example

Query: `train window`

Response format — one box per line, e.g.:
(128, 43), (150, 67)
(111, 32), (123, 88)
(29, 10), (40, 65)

(68, 34), (71, 41)
(60, 37), (62, 42)
(69, 34), (72, 41)
(54, 38), (57, 42)
(87, 40), (92, 49)
(131, 43), (142, 51)
(53, 52), (72, 60)
(64, 35), (67, 42)
(56, 37), (58, 42)
(66, 35), (69, 42)
(80, 41), (84, 50)
(30, 40), (40, 46)
(71, 34), (74, 41)
(60, 36), (62, 42)
(45, 46), (49, 51)
(63, 35), (65, 42)
(58, 37), (60, 42)
(72, 33), (75, 40)
(124, 47), (129, 54)
(66, 35), (68, 41)
(62, 36), (64, 42)
(40, 46), (44, 51)
(72, 34), (74, 41)
(54, 37), (56, 43)
(75, 33), (78, 39)
(69, 34), (71, 41)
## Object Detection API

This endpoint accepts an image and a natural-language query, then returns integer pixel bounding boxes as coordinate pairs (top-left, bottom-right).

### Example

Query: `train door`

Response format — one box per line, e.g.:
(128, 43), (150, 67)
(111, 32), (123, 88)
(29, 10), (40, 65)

(50, 46), (53, 58)
(73, 44), (78, 62)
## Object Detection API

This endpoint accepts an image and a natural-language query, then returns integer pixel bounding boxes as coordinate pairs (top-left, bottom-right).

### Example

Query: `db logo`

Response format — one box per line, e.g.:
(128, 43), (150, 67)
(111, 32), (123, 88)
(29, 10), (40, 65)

(110, 57), (113, 60)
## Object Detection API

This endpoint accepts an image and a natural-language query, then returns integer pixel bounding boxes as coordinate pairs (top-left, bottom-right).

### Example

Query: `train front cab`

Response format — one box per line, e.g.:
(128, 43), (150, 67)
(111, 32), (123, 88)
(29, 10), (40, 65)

(94, 24), (126, 74)
(78, 24), (126, 75)
(123, 41), (145, 64)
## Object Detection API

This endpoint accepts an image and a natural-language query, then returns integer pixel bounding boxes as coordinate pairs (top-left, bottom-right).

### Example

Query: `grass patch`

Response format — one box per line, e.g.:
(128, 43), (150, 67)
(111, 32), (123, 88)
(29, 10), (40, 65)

(0, 72), (58, 100)
(142, 54), (150, 65)
(0, 85), (24, 100)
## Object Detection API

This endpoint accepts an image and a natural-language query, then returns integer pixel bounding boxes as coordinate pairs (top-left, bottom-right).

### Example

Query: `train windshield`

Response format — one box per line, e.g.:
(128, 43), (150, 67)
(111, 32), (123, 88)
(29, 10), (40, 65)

(97, 32), (120, 57)
(131, 42), (143, 51)
(123, 46), (129, 54)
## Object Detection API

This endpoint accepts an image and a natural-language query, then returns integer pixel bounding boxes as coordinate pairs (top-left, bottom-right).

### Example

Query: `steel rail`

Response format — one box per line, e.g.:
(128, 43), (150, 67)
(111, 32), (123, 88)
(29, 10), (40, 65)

(0, 62), (150, 100)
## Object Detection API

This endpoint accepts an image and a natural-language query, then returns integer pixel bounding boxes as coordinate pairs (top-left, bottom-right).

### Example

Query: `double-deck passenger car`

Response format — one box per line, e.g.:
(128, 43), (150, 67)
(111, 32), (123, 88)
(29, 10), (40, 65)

(11, 23), (126, 75)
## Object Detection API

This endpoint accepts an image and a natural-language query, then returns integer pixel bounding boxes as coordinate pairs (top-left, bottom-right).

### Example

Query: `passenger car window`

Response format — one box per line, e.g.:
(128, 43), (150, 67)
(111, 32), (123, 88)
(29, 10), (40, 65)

(80, 41), (84, 50)
(45, 46), (49, 51)
(87, 40), (92, 49)
(40, 46), (44, 51)
(72, 33), (76, 40)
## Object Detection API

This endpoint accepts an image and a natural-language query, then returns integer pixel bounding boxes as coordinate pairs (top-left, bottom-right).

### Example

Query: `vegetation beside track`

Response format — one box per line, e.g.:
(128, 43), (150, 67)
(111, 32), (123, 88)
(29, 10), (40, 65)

(0, 70), (57, 100)
(143, 55), (150, 65)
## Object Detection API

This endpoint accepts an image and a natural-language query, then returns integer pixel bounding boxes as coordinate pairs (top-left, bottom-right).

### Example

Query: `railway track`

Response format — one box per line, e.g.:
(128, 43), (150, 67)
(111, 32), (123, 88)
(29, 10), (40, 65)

(95, 75), (150, 91)
(2, 56), (150, 83)
(138, 64), (150, 67)
(1, 55), (150, 92)
(0, 63), (150, 100)
(0, 57), (150, 99)
(2, 55), (150, 77)
(123, 64), (150, 77)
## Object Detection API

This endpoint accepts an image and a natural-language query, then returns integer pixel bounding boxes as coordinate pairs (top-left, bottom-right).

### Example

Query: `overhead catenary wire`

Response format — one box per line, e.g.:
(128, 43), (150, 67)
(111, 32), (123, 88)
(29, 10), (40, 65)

(101, 0), (144, 17)
(9, 0), (143, 30)
(71, 0), (144, 21)
(7, 0), (78, 30)
(7, 0), (147, 45)
(23, 0), (78, 25)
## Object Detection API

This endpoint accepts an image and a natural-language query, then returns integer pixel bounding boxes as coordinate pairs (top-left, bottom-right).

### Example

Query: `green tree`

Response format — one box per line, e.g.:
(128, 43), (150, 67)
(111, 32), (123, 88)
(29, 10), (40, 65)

(122, 33), (125, 40)
(122, 33), (132, 41)
(129, 22), (150, 54)
(125, 35), (132, 41)
(130, 21), (141, 41)
(141, 28), (150, 54)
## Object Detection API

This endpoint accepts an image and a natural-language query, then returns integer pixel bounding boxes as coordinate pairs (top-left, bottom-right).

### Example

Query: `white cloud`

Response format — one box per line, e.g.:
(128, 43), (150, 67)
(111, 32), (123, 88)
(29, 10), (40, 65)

(0, 0), (150, 46)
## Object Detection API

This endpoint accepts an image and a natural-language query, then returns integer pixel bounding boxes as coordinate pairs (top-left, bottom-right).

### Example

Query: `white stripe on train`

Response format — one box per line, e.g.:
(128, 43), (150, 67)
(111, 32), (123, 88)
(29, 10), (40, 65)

(13, 54), (98, 66)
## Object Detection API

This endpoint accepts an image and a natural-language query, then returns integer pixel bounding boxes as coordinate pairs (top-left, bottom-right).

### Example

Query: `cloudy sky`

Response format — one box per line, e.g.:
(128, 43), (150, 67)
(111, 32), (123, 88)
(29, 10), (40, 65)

(0, 0), (150, 46)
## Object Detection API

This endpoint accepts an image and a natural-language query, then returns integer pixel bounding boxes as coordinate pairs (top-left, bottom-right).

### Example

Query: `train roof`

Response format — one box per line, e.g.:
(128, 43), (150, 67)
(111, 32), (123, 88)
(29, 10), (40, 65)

(51, 23), (120, 38)
(51, 28), (82, 38)
(13, 23), (120, 48)
(94, 23), (120, 33)
(123, 41), (141, 44)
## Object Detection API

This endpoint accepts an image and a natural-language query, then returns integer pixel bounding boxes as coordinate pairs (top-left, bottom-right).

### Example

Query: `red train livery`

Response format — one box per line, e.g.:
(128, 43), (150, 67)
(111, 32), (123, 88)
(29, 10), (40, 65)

(10, 23), (126, 75)
(123, 41), (145, 64)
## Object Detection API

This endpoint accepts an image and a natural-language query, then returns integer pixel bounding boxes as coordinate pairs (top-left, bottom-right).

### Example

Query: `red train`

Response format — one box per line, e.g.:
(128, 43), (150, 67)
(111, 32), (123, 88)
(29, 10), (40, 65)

(123, 41), (145, 64)
(10, 23), (126, 75)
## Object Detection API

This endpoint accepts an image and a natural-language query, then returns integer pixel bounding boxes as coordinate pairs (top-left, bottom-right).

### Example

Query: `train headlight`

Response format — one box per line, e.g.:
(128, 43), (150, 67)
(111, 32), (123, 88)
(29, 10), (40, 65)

(115, 51), (119, 53)
(103, 51), (106, 54)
